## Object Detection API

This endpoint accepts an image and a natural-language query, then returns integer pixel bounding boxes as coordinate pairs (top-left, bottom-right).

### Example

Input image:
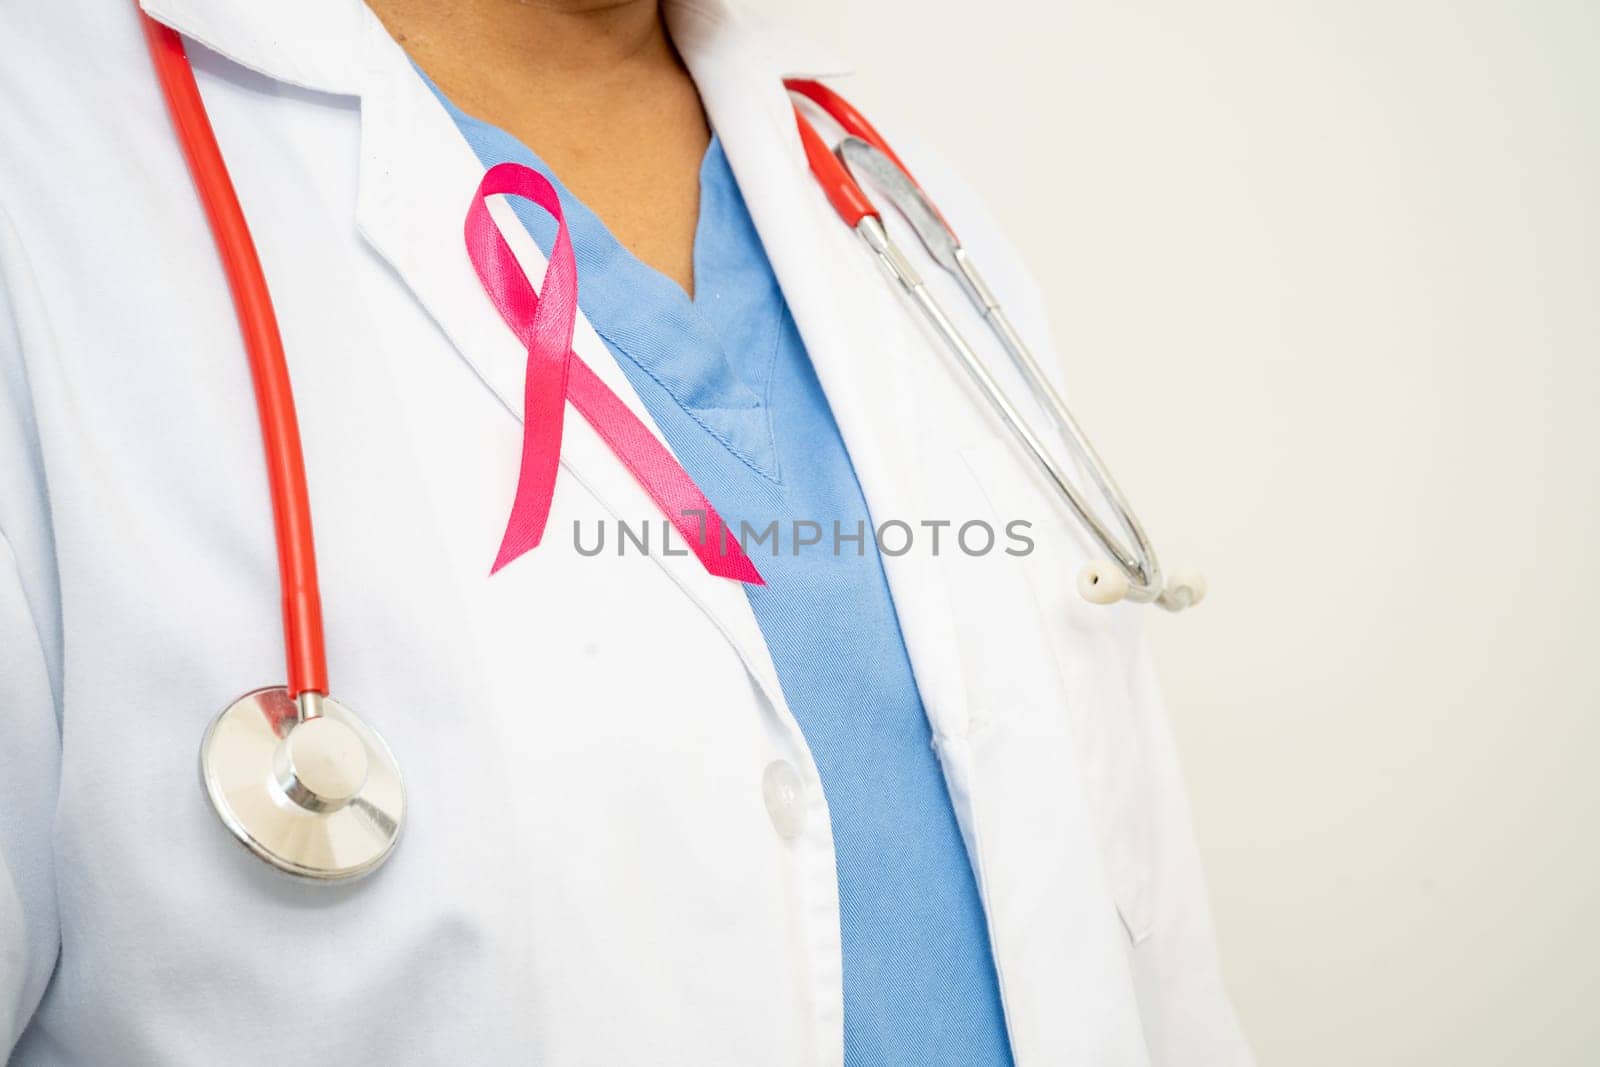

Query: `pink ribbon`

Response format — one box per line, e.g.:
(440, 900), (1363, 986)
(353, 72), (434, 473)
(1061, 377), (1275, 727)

(465, 163), (763, 584)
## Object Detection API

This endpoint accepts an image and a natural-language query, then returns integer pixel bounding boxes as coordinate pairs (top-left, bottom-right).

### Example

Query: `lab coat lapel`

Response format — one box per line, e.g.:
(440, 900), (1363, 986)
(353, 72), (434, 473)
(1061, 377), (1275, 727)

(349, 17), (790, 710)
(672, 5), (976, 743)
(662, 8), (972, 748)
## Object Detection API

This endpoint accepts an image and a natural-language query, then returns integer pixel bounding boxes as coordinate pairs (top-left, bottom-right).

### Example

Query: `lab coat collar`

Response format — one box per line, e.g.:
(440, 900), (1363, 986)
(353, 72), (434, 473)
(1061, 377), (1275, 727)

(137, 0), (853, 98)
(138, 0), (369, 95)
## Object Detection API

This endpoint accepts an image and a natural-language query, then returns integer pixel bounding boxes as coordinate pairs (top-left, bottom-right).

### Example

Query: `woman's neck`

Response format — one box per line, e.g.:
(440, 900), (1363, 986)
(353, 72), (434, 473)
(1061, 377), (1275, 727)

(366, 0), (673, 94)
(367, 0), (711, 296)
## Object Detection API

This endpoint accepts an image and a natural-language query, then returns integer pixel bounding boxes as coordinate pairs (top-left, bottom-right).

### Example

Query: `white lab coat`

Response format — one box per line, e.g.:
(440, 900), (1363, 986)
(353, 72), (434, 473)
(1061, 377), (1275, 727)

(0, 1), (1251, 1063)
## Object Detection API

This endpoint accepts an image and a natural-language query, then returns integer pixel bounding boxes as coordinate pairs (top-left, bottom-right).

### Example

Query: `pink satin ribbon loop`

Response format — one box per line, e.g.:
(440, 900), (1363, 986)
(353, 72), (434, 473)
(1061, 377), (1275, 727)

(465, 162), (763, 585)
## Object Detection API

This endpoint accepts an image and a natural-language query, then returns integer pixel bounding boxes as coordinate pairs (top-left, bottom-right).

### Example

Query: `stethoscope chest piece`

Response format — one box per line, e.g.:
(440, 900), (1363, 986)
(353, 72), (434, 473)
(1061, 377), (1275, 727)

(199, 688), (404, 883)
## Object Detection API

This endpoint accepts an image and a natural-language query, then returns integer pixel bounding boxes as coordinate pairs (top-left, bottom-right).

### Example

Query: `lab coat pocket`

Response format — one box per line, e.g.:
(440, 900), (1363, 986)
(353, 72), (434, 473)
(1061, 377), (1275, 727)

(957, 435), (1156, 944)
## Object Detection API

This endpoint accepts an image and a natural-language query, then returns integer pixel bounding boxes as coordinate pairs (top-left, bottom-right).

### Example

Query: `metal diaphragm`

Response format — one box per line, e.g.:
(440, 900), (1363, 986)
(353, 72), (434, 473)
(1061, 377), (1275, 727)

(199, 687), (404, 882)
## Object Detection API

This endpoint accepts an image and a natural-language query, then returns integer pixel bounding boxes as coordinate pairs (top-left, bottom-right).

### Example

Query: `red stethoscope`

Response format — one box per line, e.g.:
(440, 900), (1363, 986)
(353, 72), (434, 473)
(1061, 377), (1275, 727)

(140, 14), (1199, 884)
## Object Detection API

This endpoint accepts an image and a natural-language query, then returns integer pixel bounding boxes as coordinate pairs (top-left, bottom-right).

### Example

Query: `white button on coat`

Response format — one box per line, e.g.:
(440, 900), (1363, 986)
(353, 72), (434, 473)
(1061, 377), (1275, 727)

(762, 760), (807, 839)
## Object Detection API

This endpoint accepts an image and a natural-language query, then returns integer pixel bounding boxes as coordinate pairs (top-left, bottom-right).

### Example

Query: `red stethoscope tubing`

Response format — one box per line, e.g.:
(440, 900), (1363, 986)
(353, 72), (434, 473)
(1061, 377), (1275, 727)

(788, 100), (878, 228)
(138, 13), (328, 699)
(784, 79), (914, 181)
(783, 77), (956, 238)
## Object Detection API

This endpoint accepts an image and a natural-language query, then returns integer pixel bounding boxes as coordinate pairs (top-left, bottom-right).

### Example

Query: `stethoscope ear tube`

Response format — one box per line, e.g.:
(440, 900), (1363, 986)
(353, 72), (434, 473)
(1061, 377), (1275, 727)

(852, 212), (1163, 600)
(789, 72), (1207, 610)
(824, 132), (1196, 609)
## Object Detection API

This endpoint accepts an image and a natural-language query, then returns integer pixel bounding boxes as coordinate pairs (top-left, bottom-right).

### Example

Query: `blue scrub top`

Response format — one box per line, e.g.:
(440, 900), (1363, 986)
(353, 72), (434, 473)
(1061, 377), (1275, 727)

(426, 75), (1013, 1066)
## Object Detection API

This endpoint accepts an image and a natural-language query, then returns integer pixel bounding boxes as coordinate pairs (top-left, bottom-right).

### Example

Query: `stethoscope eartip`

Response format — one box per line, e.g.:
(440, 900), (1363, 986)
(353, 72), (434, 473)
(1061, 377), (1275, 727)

(1077, 560), (1130, 605)
(1159, 569), (1208, 612)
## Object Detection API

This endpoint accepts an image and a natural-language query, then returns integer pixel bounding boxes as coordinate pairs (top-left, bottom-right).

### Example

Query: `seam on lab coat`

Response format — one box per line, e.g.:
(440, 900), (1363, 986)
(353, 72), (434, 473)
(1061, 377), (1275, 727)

(0, 530), (64, 1055)
(0, 206), (65, 724)
(929, 728), (1025, 1064)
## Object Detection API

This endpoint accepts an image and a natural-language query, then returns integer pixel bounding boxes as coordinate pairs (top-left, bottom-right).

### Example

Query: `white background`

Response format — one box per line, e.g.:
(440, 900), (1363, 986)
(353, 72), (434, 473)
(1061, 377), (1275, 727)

(744, 1), (1599, 1063)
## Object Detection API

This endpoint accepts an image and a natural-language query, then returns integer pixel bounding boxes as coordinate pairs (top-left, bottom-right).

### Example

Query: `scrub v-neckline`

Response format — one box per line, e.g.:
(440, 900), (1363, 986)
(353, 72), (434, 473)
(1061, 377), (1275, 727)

(430, 83), (783, 481)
